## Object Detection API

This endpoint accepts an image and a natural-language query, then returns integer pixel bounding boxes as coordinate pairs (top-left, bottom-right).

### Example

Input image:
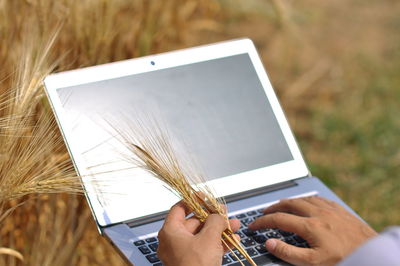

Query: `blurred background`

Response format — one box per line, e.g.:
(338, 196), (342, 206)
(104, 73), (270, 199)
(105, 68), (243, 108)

(0, 0), (399, 265)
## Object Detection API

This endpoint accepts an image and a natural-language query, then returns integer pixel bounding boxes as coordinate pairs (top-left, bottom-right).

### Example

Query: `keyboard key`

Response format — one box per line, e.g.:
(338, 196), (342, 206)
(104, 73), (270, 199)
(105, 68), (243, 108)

(247, 210), (257, 216)
(257, 208), (265, 214)
(229, 255), (273, 266)
(255, 244), (268, 254)
(138, 246), (151, 254)
(222, 254), (232, 265)
(228, 250), (247, 262)
(153, 263), (162, 266)
(284, 237), (297, 245)
(241, 218), (253, 226)
(253, 234), (267, 244)
(253, 255), (273, 265)
(268, 253), (282, 262)
(149, 242), (159, 252)
(229, 253), (241, 261)
(237, 231), (245, 238)
(245, 247), (258, 257)
(294, 242), (304, 247)
(279, 229), (295, 237)
(233, 250), (246, 260)
(241, 238), (256, 247)
(298, 243), (310, 248)
(133, 240), (145, 246)
(265, 231), (282, 239)
(236, 213), (247, 219)
(145, 237), (157, 243)
(145, 254), (160, 263)
(242, 229), (257, 237)
(229, 260), (251, 266)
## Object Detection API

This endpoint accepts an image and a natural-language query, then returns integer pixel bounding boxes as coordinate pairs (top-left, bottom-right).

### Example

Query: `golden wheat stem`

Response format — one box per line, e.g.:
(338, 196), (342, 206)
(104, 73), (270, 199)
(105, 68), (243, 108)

(0, 247), (24, 261)
(222, 239), (244, 266)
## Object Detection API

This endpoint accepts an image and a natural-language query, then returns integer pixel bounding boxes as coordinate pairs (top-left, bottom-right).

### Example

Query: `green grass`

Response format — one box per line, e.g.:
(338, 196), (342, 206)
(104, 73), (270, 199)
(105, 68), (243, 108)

(215, 0), (400, 232)
(305, 47), (400, 231)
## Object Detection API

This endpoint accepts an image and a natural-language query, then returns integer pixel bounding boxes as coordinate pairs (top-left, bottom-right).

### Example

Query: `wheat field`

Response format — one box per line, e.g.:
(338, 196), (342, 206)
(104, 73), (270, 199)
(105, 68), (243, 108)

(0, 0), (399, 265)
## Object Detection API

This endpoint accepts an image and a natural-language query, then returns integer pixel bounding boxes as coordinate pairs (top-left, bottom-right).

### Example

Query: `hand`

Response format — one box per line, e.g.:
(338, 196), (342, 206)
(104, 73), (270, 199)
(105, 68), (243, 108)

(248, 196), (377, 266)
(157, 201), (240, 266)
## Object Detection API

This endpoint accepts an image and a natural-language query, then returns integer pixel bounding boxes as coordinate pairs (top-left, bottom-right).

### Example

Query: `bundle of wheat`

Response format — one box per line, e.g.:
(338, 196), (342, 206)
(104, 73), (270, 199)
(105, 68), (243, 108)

(111, 117), (256, 266)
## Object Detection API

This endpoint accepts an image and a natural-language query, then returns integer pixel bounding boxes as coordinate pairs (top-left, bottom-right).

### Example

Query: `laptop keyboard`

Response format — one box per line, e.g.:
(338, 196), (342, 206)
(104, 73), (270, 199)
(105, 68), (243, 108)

(223, 208), (309, 265)
(133, 237), (162, 265)
(133, 208), (309, 266)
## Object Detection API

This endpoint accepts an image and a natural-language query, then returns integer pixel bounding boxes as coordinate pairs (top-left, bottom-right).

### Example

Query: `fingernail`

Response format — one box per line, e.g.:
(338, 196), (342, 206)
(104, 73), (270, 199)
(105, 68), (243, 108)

(266, 239), (277, 251)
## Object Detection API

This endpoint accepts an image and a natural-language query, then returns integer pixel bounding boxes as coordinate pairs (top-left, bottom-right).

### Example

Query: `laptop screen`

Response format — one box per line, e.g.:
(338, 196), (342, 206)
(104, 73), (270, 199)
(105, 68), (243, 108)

(46, 40), (308, 226)
(58, 53), (292, 181)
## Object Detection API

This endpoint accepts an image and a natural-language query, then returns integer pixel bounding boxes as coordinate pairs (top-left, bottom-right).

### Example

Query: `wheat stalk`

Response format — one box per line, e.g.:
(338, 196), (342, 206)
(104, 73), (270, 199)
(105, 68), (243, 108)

(0, 0), (222, 264)
(0, 247), (24, 261)
(111, 116), (256, 266)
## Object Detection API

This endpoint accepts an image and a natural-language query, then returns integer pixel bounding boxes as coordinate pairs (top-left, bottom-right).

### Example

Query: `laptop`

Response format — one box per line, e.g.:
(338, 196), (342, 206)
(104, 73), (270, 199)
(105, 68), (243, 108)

(44, 38), (358, 266)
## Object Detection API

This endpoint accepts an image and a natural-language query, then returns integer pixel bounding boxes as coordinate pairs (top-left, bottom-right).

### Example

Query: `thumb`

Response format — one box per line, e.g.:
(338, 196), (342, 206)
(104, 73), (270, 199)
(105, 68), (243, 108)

(266, 239), (314, 266)
(199, 214), (228, 241)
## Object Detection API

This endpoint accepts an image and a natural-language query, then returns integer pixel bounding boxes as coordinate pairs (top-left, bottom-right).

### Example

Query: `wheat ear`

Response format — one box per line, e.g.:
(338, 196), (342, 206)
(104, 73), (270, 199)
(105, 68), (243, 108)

(112, 117), (256, 266)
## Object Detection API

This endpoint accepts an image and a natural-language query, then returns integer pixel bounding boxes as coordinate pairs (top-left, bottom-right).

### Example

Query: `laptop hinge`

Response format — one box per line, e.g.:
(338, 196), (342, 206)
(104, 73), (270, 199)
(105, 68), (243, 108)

(125, 211), (168, 228)
(224, 180), (298, 203)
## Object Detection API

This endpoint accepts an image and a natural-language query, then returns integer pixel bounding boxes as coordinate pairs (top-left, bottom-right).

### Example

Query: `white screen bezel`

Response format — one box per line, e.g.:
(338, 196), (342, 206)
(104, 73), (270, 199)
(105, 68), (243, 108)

(44, 39), (309, 226)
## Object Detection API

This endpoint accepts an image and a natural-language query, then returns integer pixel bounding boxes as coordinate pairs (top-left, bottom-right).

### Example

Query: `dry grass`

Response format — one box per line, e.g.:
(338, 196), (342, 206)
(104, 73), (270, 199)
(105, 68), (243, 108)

(0, 24), (81, 221)
(0, 194), (89, 266)
(0, 0), (221, 265)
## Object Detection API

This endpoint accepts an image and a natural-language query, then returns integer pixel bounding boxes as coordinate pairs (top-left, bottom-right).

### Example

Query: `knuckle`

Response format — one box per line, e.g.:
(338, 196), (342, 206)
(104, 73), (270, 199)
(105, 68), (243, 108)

(309, 217), (333, 231)
(308, 217), (322, 227)
(280, 199), (291, 204)
(157, 225), (173, 241)
(270, 212), (285, 226)
(304, 219), (317, 233)
(208, 213), (225, 224)
(281, 199), (295, 207)
(319, 208), (333, 216)
(273, 212), (286, 220)
(208, 213), (220, 220)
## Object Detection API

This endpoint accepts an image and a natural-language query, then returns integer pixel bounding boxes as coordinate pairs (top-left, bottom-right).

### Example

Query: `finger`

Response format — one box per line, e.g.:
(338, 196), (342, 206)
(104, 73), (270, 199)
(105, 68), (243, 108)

(164, 201), (191, 225)
(309, 196), (342, 209)
(248, 212), (308, 236)
(229, 218), (240, 233)
(185, 217), (202, 234)
(266, 239), (315, 266)
(198, 214), (228, 241)
(263, 198), (317, 217)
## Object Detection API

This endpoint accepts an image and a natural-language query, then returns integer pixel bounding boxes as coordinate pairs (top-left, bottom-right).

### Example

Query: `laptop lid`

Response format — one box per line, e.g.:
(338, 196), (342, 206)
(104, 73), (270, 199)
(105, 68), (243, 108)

(44, 39), (309, 227)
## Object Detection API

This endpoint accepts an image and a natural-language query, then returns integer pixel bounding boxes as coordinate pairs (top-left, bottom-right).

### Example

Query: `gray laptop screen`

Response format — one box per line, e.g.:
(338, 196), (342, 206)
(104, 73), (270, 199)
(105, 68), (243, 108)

(58, 53), (293, 181)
